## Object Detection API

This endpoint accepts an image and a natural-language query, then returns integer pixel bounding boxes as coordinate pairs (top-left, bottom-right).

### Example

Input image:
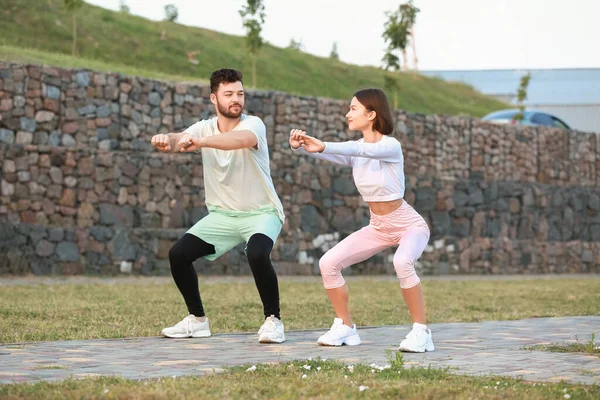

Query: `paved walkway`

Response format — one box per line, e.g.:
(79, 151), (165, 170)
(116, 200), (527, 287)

(1, 316), (598, 385)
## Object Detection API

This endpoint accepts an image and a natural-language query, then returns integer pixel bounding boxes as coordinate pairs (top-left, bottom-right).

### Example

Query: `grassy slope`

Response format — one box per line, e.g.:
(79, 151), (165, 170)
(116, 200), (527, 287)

(0, 0), (507, 116)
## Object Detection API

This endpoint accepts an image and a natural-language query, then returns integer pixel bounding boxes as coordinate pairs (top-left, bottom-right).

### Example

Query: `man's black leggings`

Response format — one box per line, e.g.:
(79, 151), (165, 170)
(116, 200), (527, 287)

(168, 233), (280, 319)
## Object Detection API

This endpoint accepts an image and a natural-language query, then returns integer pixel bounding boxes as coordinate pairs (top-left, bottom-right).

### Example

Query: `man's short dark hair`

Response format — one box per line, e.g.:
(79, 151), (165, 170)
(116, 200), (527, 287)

(210, 69), (243, 93)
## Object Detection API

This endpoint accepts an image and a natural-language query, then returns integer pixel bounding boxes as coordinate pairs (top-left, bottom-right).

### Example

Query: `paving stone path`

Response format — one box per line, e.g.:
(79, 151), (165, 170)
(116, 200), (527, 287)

(1, 316), (598, 385)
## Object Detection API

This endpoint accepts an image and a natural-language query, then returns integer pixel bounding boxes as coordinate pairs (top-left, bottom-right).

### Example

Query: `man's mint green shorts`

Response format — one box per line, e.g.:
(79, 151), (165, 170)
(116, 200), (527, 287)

(186, 206), (283, 261)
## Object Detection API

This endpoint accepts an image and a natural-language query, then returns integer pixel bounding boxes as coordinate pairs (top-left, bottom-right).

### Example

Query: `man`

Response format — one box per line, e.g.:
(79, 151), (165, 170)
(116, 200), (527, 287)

(150, 69), (285, 343)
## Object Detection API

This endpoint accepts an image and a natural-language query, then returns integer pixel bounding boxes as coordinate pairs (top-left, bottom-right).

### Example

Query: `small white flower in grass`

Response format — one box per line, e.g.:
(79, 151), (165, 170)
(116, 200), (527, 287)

(496, 381), (500, 385)
(564, 395), (571, 399)
(483, 386), (489, 389)
(302, 374), (307, 379)
(359, 386), (369, 392)
(371, 369), (375, 374)
(104, 389), (109, 394)
(323, 358), (327, 361)
(344, 375), (348, 379)
(563, 389), (568, 393)
(303, 365), (311, 370)
(246, 366), (256, 372)
(308, 357), (312, 361)
(347, 365), (354, 372)
(370, 363), (377, 368)
(317, 367), (321, 371)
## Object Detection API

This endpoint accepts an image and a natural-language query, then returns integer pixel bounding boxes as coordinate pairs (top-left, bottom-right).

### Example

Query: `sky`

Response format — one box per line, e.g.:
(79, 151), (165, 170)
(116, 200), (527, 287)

(85, 0), (600, 71)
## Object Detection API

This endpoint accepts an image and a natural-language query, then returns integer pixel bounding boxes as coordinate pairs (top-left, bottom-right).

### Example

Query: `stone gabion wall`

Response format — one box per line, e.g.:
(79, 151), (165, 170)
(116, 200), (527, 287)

(1, 62), (599, 276)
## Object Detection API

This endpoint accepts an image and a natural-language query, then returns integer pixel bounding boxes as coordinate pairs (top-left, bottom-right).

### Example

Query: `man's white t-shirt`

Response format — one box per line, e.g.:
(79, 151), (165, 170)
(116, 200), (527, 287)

(184, 114), (285, 222)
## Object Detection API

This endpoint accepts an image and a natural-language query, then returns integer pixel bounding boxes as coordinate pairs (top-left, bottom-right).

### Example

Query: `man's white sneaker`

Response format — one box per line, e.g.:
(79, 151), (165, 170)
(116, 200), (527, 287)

(161, 315), (211, 338)
(398, 328), (434, 352)
(258, 315), (285, 343)
(317, 318), (361, 346)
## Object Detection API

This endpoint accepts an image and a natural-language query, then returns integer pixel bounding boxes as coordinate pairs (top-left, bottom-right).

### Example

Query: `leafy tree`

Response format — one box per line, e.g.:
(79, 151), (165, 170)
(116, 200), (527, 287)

(239, 0), (266, 88)
(63, 0), (84, 56)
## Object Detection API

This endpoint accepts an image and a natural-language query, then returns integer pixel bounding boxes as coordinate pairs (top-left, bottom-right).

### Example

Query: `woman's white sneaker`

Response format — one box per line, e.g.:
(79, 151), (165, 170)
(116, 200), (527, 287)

(317, 318), (361, 346)
(398, 328), (434, 352)
(258, 315), (285, 343)
(161, 315), (211, 338)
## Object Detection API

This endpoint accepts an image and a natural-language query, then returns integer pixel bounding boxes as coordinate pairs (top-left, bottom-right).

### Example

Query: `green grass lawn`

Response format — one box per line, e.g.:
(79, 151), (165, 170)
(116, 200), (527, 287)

(1, 277), (598, 344)
(1, 357), (598, 399)
(0, 0), (508, 117)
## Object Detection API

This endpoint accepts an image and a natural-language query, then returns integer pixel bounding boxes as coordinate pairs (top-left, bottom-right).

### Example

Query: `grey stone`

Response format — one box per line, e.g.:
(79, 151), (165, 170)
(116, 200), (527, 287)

(33, 131), (49, 145)
(96, 105), (112, 118)
(96, 128), (109, 141)
(17, 171), (30, 182)
(551, 191), (564, 208)
(332, 178), (357, 195)
(0, 129), (15, 144)
(582, 250), (594, 263)
(75, 71), (90, 87)
(14, 96), (26, 108)
(451, 218), (471, 237)
(108, 229), (136, 260)
(589, 194), (600, 211)
(56, 242), (80, 262)
(520, 253), (532, 266)
(20, 117), (36, 132)
(131, 110), (143, 124)
(150, 107), (161, 118)
(36, 240), (55, 257)
(415, 188), (436, 212)
(300, 205), (320, 233)
(468, 189), (484, 206)
(90, 226), (113, 241)
(28, 226), (47, 242)
(2, 180), (15, 196)
(77, 104), (96, 116)
(485, 218), (501, 237)
(148, 92), (161, 106)
(99, 203), (134, 226)
(62, 134), (76, 147)
(48, 227), (64, 242)
(45, 85), (61, 100)
(431, 212), (451, 236)
(453, 191), (469, 207)
(48, 131), (61, 146)
(591, 225), (600, 241)
(78, 177), (95, 190)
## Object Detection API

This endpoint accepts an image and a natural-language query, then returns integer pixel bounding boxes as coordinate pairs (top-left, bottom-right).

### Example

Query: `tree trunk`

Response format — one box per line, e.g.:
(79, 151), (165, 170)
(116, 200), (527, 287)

(401, 49), (408, 71)
(251, 55), (257, 88)
(72, 12), (77, 56)
(410, 26), (418, 71)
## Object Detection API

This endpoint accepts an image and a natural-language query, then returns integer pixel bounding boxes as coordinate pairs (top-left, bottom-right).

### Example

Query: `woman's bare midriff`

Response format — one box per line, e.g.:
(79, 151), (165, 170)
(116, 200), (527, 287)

(368, 198), (403, 216)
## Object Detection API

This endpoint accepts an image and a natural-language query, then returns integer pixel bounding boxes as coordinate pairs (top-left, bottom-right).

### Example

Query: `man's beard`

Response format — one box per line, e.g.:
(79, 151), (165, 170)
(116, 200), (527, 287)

(217, 101), (243, 119)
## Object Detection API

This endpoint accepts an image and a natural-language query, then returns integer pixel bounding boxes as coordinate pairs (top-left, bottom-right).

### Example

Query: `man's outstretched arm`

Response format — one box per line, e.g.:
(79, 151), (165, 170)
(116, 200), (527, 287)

(178, 130), (258, 152)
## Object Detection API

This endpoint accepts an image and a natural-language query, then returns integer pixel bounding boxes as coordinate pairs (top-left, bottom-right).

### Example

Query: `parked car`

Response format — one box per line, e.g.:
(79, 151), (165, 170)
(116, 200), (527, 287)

(482, 109), (571, 130)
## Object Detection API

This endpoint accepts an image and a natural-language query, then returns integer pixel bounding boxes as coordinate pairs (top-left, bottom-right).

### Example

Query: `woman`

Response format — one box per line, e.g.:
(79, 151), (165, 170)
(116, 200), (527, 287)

(289, 88), (433, 352)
